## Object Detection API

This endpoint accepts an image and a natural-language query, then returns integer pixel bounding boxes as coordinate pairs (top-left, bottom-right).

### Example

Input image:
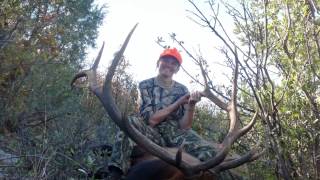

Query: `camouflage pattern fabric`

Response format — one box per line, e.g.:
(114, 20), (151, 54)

(108, 116), (165, 173)
(139, 77), (188, 125)
(108, 77), (234, 179)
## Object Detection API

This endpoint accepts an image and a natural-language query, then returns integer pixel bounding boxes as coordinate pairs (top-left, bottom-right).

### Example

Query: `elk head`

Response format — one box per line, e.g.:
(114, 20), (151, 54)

(71, 24), (263, 178)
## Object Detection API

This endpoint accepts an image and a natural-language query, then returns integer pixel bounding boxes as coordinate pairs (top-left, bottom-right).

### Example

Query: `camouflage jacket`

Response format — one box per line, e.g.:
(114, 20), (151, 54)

(138, 77), (189, 132)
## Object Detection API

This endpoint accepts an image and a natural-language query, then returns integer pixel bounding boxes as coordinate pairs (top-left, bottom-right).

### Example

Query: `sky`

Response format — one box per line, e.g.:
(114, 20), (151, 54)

(88, 0), (235, 91)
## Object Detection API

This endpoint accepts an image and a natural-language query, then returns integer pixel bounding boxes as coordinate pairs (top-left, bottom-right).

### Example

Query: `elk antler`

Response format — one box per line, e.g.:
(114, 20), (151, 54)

(196, 49), (262, 174)
(71, 24), (261, 177)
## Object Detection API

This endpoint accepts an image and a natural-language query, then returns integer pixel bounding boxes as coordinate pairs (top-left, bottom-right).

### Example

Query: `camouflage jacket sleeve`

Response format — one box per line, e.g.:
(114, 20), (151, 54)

(174, 83), (189, 121)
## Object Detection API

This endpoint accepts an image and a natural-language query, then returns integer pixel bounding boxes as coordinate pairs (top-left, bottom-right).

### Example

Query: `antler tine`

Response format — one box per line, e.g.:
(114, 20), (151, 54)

(228, 49), (239, 133)
(214, 148), (264, 172)
(92, 42), (105, 71)
(238, 111), (258, 137)
(88, 43), (105, 94)
(70, 43), (105, 94)
(105, 23), (138, 84)
(186, 121), (261, 175)
(175, 139), (186, 167)
(209, 112), (259, 173)
(94, 23), (138, 130)
(199, 60), (228, 111)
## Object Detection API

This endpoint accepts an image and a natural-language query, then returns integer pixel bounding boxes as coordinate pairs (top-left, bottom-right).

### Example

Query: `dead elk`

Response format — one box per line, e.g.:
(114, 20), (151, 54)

(71, 23), (263, 179)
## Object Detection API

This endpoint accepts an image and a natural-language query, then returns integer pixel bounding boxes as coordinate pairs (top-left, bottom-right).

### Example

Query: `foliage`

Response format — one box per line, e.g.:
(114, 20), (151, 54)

(0, 0), (131, 178)
(182, 0), (320, 179)
(192, 102), (228, 142)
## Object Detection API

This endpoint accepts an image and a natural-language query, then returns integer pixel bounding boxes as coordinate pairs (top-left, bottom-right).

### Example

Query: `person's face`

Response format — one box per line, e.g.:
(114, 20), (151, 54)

(158, 56), (180, 78)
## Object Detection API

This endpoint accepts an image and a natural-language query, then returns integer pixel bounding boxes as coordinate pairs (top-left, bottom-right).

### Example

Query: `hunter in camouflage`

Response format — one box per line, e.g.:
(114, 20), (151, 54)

(108, 76), (220, 173)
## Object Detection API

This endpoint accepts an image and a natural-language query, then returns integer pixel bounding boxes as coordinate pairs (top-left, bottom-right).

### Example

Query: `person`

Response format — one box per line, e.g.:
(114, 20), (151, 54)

(106, 48), (226, 179)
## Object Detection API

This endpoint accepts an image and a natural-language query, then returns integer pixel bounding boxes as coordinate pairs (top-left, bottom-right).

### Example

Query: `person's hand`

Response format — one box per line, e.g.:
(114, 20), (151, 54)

(176, 94), (190, 106)
(188, 91), (202, 106)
